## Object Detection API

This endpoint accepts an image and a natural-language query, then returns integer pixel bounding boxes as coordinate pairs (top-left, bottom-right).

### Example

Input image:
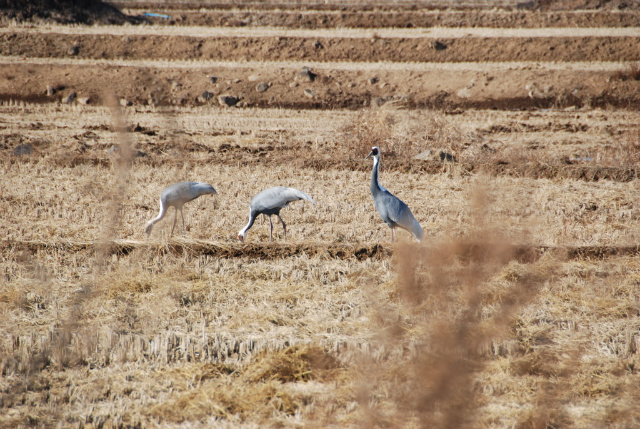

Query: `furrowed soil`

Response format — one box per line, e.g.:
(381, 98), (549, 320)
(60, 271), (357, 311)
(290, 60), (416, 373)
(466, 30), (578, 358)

(2, 2), (640, 429)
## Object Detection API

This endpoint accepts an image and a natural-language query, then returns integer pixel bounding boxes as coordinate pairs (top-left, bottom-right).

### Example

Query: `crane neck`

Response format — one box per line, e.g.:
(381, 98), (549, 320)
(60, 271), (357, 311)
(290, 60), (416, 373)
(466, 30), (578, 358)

(239, 210), (256, 236)
(370, 155), (383, 195)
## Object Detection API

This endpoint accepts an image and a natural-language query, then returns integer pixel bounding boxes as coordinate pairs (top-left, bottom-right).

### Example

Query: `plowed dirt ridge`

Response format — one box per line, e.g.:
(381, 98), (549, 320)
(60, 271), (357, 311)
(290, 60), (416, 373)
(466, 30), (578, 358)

(1, 6), (640, 110)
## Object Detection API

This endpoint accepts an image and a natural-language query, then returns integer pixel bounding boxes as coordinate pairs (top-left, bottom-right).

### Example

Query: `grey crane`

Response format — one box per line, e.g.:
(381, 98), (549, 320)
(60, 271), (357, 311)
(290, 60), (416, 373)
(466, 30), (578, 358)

(238, 186), (316, 242)
(145, 181), (217, 237)
(366, 147), (423, 242)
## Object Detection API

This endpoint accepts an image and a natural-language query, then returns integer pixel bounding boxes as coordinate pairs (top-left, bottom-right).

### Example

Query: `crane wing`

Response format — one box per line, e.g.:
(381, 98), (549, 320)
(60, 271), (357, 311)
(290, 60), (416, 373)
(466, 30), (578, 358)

(251, 187), (316, 212)
(384, 193), (423, 241)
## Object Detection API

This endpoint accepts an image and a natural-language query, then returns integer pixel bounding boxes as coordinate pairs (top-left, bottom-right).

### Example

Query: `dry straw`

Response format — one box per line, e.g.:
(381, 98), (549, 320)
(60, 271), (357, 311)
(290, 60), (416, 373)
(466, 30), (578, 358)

(3, 93), (640, 428)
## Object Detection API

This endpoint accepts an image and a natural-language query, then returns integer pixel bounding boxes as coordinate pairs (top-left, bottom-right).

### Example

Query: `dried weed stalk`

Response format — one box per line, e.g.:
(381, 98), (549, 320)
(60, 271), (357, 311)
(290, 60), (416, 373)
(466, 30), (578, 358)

(1, 97), (137, 383)
(339, 109), (398, 159)
(338, 109), (466, 160)
(613, 126), (640, 168)
(611, 63), (640, 82)
(98, 96), (135, 257)
(356, 187), (555, 429)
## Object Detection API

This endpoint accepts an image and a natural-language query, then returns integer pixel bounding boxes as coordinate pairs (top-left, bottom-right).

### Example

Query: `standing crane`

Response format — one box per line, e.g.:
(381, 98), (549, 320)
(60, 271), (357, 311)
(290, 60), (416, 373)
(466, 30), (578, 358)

(145, 181), (217, 237)
(366, 147), (423, 242)
(238, 186), (316, 242)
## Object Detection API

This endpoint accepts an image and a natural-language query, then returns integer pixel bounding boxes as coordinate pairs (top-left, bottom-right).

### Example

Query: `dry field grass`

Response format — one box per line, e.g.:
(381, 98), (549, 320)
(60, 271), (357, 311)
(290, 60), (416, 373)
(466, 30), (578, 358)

(3, 1), (640, 428)
(3, 101), (640, 428)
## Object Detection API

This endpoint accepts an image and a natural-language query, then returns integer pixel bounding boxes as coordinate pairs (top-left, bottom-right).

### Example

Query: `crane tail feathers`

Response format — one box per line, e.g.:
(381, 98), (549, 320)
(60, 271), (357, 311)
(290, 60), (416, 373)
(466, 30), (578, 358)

(286, 188), (316, 204)
(412, 219), (424, 242)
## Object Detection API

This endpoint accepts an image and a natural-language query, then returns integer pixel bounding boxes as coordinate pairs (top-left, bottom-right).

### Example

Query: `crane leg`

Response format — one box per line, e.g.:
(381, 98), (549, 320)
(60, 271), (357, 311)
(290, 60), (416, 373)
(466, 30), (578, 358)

(170, 208), (178, 237)
(180, 207), (186, 234)
(277, 215), (287, 241)
(269, 216), (274, 242)
(391, 227), (396, 243)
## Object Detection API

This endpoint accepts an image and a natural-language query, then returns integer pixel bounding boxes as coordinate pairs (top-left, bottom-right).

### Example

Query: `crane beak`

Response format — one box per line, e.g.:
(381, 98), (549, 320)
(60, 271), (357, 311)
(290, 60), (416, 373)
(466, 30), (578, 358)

(365, 151), (373, 160)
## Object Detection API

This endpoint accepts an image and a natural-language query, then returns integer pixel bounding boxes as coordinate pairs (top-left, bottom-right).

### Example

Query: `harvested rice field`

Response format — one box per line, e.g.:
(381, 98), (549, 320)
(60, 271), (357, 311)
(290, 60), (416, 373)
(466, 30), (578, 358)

(2, 1), (640, 428)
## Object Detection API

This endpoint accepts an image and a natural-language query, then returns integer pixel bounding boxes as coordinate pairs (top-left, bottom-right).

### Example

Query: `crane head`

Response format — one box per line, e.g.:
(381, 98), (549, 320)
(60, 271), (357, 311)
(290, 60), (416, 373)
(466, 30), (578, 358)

(366, 146), (380, 159)
(238, 232), (245, 242)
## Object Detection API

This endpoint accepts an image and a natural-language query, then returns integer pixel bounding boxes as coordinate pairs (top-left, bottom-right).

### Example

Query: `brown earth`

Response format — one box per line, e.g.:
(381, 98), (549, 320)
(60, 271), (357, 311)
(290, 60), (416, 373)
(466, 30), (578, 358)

(2, 26), (640, 111)
(4, 32), (640, 64)
(4, 0), (640, 28)
(125, 8), (640, 29)
(112, 0), (640, 13)
(2, 4), (640, 112)
(2, 59), (640, 111)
